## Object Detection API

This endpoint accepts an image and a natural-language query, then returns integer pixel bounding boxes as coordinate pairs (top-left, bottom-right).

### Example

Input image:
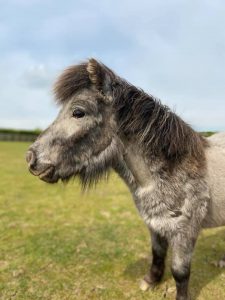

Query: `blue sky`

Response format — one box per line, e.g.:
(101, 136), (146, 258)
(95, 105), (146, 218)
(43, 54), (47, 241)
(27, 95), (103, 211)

(0, 0), (225, 131)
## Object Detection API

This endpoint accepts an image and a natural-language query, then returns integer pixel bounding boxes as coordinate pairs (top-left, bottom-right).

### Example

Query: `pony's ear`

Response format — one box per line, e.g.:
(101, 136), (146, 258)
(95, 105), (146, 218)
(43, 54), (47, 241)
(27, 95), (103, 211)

(87, 58), (115, 95)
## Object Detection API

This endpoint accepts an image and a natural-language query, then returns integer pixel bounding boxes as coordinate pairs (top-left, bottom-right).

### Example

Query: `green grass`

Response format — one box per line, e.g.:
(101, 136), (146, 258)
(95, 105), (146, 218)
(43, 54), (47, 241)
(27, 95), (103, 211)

(0, 142), (224, 300)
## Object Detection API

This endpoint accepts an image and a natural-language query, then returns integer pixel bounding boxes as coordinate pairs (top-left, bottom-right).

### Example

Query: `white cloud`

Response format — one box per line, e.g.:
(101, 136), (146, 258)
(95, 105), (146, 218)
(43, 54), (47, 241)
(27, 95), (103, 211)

(21, 64), (56, 89)
(0, 53), (59, 129)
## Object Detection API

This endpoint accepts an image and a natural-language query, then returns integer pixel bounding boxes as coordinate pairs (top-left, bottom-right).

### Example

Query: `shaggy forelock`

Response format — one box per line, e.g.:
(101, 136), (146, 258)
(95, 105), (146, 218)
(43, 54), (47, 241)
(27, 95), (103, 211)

(54, 63), (91, 104)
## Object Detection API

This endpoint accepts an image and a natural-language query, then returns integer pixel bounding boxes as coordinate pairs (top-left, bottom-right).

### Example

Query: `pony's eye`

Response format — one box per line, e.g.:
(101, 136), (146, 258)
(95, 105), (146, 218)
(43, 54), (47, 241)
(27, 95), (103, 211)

(72, 109), (85, 118)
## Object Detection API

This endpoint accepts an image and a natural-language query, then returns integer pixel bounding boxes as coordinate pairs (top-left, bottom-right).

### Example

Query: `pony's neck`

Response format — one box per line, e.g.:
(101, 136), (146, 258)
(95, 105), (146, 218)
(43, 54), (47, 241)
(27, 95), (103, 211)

(113, 136), (157, 193)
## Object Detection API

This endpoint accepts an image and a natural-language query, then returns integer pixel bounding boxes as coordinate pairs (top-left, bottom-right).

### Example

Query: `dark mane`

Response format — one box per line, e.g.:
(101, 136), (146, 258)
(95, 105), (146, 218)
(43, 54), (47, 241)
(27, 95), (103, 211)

(54, 63), (91, 103)
(113, 81), (207, 162)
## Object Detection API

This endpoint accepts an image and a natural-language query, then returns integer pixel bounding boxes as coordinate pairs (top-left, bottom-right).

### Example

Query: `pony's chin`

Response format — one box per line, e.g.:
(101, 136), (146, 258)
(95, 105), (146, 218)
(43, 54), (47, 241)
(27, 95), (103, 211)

(39, 173), (59, 184)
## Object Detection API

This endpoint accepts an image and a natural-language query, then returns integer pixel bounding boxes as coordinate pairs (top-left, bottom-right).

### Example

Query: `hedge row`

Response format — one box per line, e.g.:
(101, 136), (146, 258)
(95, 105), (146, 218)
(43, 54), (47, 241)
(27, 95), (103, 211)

(0, 129), (216, 143)
(0, 128), (41, 135)
(200, 131), (216, 137)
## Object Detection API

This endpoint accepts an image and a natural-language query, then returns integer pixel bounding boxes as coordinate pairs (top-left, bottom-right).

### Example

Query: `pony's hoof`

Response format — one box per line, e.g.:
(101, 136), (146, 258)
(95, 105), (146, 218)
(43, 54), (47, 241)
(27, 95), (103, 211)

(139, 274), (157, 291)
(217, 258), (225, 268)
(139, 279), (151, 291)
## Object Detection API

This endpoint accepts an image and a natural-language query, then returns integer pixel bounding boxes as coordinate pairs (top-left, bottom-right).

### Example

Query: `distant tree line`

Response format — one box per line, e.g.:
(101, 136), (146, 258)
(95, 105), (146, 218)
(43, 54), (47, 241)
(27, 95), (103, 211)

(0, 128), (216, 142)
(0, 128), (41, 135)
(0, 128), (41, 142)
(200, 131), (216, 137)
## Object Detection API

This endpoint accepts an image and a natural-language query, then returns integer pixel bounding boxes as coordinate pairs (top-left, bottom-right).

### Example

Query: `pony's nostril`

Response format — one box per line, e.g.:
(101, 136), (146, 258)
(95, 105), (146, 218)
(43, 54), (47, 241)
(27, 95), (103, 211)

(26, 150), (36, 167)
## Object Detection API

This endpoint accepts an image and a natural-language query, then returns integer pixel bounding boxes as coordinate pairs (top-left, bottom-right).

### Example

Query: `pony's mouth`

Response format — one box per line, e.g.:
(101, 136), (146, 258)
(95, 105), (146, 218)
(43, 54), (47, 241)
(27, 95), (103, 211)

(29, 165), (59, 183)
(39, 166), (59, 183)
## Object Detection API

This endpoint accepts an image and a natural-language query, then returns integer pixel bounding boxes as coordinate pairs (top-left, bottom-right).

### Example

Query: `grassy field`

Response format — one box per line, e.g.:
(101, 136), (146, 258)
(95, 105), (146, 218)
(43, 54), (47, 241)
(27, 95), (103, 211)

(0, 141), (225, 300)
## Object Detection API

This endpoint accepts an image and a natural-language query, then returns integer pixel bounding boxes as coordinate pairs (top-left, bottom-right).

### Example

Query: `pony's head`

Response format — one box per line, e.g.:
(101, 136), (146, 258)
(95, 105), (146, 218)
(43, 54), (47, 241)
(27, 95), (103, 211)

(26, 59), (122, 185)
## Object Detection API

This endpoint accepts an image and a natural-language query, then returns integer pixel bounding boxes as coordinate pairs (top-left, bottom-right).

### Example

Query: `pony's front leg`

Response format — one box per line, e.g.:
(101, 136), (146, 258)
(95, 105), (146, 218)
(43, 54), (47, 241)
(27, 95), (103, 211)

(171, 234), (196, 300)
(143, 230), (168, 287)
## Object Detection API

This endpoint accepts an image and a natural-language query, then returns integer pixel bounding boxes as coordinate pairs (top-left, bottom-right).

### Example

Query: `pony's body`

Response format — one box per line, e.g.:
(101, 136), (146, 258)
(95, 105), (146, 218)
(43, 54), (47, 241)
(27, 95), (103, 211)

(203, 135), (225, 227)
(26, 59), (225, 300)
(116, 140), (208, 238)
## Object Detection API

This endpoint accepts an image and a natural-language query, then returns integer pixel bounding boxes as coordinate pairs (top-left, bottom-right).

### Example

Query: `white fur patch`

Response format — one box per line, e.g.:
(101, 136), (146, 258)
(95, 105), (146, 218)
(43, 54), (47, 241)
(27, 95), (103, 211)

(135, 184), (155, 198)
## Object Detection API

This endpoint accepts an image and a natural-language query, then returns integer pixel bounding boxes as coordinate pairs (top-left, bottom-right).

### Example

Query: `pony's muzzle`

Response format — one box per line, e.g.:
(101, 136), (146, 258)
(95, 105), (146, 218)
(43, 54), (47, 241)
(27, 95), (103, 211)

(26, 149), (58, 183)
(26, 149), (50, 175)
